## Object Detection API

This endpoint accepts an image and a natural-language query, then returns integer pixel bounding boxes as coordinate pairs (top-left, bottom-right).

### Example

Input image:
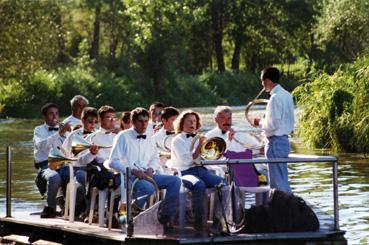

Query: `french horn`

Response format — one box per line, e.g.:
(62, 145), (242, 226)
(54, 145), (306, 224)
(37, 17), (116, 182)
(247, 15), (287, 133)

(190, 135), (227, 160)
(130, 176), (160, 215)
(245, 88), (268, 126)
(71, 134), (112, 155)
(48, 147), (77, 169)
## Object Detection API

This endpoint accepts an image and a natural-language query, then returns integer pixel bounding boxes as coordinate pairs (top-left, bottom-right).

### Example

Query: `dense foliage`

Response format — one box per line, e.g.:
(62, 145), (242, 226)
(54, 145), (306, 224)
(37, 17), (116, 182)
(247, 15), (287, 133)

(2, 0), (369, 152)
(293, 56), (369, 153)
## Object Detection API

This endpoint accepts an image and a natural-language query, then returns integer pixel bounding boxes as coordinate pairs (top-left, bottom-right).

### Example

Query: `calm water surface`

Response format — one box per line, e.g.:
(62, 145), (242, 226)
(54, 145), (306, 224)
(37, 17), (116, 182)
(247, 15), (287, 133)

(0, 108), (368, 244)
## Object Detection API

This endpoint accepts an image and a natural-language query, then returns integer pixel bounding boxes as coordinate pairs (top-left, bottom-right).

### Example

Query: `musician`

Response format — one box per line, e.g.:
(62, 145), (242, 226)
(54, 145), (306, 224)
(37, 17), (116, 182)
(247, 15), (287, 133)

(33, 103), (71, 218)
(108, 107), (181, 233)
(119, 111), (132, 130)
(206, 106), (263, 154)
(152, 107), (179, 172)
(62, 95), (89, 128)
(253, 67), (294, 193)
(148, 101), (164, 134)
(167, 110), (223, 232)
(60, 107), (99, 218)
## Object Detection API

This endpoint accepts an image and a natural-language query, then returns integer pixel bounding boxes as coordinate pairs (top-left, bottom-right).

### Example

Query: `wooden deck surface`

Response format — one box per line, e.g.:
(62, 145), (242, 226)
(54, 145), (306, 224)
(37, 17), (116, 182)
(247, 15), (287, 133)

(0, 211), (346, 245)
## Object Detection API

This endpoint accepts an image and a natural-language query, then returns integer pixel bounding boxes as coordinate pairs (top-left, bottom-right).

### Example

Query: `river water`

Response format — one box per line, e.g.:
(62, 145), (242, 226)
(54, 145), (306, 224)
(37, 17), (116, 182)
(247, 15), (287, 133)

(0, 107), (368, 244)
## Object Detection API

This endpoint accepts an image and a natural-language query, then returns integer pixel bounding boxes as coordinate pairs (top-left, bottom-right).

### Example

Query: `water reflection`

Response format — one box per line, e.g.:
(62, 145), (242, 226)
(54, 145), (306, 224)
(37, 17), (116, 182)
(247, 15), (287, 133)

(1, 109), (368, 243)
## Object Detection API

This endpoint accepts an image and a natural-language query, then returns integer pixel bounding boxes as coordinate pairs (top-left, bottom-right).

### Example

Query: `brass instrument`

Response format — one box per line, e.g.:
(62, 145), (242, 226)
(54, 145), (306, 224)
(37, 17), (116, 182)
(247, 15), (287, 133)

(48, 148), (77, 169)
(245, 88), (268, 126)
(191, 134), (227, 161)
(130, 176), (160, 214)
(71, 134), (112, 155)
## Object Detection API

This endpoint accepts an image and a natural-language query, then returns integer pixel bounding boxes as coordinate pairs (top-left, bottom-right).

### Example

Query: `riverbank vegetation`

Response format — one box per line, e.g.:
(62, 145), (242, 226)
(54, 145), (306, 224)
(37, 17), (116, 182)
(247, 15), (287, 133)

(1, 0), (369, 152)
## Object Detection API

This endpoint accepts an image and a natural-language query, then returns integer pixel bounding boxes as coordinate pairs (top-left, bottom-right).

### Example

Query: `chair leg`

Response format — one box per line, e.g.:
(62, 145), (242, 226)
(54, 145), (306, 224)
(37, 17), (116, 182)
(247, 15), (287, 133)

(88, 187), (98, 225)
(108, 189), (116, 230)
(208, 192), (215, 222)
(64, 184), (70, 220)
(98, 189), (107, 227)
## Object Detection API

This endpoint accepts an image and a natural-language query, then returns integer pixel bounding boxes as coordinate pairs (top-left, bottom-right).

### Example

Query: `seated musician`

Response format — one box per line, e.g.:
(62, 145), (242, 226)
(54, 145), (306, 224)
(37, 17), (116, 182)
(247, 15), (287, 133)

(148, 101), (165, 134)
(206, 105), (263, 154)
(167, 110), (223, 232)
(60, 107), (99, 217)
(33, 103), (71, 218)
(108, 107), (181, 233)
(152, 107), (179, 173)
(119, 111), (132, 130)
(62, 95), (89, 128)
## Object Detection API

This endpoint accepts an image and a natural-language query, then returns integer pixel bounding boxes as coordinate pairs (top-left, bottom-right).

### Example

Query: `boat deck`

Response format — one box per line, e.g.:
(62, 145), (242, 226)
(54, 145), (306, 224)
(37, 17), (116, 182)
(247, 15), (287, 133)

(0, 211), (346, 245)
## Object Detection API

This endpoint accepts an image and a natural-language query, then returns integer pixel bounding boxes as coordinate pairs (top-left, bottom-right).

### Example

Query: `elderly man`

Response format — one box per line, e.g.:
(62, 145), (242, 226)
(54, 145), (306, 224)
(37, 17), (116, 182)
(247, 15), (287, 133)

(63, 95), (89, 128)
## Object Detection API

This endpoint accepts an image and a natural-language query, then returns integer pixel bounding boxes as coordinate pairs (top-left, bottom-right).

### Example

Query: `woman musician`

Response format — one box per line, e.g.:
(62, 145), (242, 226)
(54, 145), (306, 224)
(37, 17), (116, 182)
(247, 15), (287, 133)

(167, 110), (224, 232)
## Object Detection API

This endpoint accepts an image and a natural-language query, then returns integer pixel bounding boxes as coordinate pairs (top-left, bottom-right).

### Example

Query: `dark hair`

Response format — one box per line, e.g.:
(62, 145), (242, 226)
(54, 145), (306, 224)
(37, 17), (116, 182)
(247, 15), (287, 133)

(161, 107), (180, 120)
(98, 105), (116, 119)
(41, 103), (58, 116)
(149, 101), (165, 111)
(81, 107), (98, 120)
(261, 67), (280, 83)
(131, 107), (149, 122)
(120, 111), (131, 124)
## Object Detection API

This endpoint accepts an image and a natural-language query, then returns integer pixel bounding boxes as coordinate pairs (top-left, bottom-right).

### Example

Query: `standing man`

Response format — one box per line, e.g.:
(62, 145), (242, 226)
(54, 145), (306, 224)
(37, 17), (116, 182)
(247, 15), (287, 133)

(108, 107), (181, 233)
(33, 103), (71, 218)
(253, 67), (294, 193)
(63, 95), (89, 128)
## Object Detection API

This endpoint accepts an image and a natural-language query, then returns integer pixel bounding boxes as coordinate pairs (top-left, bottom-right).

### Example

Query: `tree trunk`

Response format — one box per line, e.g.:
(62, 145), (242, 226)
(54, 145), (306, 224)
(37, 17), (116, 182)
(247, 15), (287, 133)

(210, 1), (225, 72)
(52, 6), (67, 63)
(231, 32), (243, 72)
(90, 4), (101, 60)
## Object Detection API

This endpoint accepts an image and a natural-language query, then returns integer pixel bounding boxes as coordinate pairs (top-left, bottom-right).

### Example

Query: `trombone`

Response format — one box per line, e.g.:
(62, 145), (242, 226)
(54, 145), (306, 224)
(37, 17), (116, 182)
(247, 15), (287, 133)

(71, 134), (112, 155)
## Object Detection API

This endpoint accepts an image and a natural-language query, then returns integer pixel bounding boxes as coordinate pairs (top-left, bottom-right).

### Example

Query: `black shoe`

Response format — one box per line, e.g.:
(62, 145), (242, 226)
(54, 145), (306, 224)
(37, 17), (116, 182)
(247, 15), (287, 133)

(40, 206), (57, 218)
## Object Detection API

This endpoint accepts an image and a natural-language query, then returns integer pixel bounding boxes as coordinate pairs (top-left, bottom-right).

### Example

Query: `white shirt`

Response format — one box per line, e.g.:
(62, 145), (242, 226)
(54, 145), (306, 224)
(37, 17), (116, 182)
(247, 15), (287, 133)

(78, 128), (116, 166)
(63, 115), (82, 128)
(261, 84), (294, 138)
(33, 123), (65, 163)
(205, 127), (230, 147)
(166, 132), (200, 171)
(108, 128), (159, 173)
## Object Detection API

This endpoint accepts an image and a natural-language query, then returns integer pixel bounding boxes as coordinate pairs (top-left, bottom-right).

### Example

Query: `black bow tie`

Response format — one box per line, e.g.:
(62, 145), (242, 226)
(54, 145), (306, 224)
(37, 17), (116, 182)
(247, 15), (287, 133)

(166, 131), (175, 135)
(83, 130), (92, 135)
(186, 133), (196, 138)
(137, 134), (147, 139)
(48, 127), (59, 131)
(221, 130), (227, 134)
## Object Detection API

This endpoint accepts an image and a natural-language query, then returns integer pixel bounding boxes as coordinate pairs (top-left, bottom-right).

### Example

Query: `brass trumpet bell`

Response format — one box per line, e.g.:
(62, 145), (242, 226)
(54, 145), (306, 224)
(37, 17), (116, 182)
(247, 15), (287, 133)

(71, 134), (111, 155)
(48, 148), (77, 169)
(200, 137), (226, 160)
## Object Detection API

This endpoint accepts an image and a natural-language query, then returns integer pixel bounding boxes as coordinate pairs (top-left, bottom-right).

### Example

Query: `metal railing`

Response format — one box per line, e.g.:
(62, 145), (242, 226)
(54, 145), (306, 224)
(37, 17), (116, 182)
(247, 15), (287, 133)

(201, 153), (340, 231)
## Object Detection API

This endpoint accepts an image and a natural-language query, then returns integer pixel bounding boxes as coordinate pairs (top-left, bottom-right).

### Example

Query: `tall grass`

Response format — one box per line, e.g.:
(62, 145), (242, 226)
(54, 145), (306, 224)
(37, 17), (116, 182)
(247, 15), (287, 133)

(293, 56), (369, 153)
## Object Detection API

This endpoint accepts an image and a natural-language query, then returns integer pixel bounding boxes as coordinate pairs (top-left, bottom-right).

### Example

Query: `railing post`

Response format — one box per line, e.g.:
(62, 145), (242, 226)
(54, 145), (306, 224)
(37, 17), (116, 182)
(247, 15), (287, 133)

(126, 167), (134, 237)
(6, 145), (12, 217)
(333, 161), (339, 230)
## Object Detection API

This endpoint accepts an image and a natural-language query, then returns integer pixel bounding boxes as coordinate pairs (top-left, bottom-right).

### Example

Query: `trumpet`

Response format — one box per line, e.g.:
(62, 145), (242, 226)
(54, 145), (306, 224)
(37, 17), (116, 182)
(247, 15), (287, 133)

(48, 147), (77, 169)
(190, 134), (227, 161)
(71, 134), (112, 155)
(245, 88), (268, 126)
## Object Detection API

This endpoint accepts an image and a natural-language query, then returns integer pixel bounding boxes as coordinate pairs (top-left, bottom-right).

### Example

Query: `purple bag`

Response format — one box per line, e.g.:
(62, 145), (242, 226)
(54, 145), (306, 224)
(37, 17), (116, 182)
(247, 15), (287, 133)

(223, 150), (259, 187)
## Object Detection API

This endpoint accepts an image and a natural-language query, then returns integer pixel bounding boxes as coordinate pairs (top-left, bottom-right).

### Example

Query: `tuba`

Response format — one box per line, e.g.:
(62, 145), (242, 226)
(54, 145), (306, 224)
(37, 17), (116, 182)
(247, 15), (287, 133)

(48, 148), (77, 169)
(190, 134), (227, 161)
(245, 88), (268, 126)
(71, 134), (112, 155)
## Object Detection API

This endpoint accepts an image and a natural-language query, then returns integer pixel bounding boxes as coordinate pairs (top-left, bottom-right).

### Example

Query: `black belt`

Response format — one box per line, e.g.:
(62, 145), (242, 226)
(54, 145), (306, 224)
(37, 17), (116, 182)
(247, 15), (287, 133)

(267, 135), (287, 139)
